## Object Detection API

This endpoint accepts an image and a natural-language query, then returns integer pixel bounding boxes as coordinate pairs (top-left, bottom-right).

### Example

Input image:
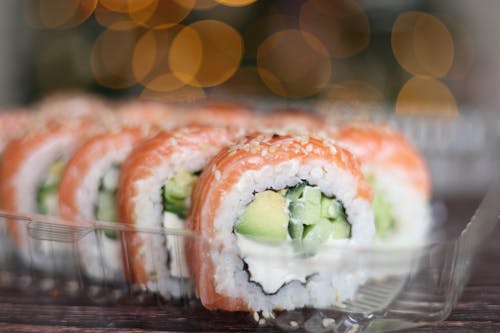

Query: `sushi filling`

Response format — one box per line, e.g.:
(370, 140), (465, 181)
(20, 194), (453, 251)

(234, 182), (352, 294)
(95, 164), (120, 239)
(372, 188), (396, 239)
(161, 168), (199, 278)
(161, 168), (199, 219)
(235, 182), (351, 251)
(36, 159), (65, 215)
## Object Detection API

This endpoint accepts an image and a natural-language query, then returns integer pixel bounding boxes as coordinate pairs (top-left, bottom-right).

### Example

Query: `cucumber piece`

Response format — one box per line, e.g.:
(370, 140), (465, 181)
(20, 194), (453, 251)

(163, 194), (187, 218)
(320, 196), (343, 220)
(104, 229), (117, 239)
(37, 186), (58, 215)
(301, 218), (332, 254)
(302, 186), (322, 205)
(95, 190), (119, 239)
(235, 190), (289, 244)
(290, 201), (321, 226)
(288, 221), (303, 240)
(332, 219), (351, 239)
(286, 182), (305, 201)
(289, 186), (323, 226)
(96, 190), (118, 222)
(373, 192), (395, 238)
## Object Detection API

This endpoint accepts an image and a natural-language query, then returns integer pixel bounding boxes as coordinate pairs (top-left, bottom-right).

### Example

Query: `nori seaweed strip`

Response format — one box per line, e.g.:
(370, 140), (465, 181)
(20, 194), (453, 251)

(242, 259), (317, 296)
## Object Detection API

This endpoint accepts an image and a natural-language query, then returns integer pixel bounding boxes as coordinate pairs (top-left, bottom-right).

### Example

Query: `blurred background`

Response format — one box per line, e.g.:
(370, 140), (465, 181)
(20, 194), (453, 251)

(0, 0), (498, 118)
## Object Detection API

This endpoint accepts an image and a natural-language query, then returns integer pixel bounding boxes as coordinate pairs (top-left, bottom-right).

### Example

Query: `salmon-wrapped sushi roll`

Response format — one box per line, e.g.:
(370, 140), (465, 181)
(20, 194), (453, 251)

(58, 127), (151, 282)
(0, 121), (98, 270)
(186, 133), (375, 312)
(118, 125), (240, 298)
(0, 110), (31, 261)
(183, 101), (256, 129)
(33, 93), (113, 128)
(333, 124), (431, 245)
(115, 100), (182, 128)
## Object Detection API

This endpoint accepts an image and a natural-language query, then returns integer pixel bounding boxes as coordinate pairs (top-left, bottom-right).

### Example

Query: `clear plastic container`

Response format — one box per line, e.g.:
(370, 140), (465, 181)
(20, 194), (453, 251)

(0, 113), (498, 333)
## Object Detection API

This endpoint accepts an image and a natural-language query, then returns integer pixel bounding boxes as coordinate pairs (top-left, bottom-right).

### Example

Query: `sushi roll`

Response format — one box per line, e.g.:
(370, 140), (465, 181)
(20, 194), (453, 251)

(32, 93), (113, 129)
(115, 100), (182, 127)
(333, 124), (431, 246)
(58, 127), (151, 282)
(118, 125), (240, 298)
(186, 133), (375, 312)
(0, 110), (31, 264)
(0, 121), (99, 271)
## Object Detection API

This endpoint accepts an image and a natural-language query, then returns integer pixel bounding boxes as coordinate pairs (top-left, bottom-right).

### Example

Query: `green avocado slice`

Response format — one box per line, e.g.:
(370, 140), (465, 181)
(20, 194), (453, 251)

(96, 190), (118, 222)
(37, 159), (65, 215)
(162, 169), (199, 218)
(235, 190), (289, 244)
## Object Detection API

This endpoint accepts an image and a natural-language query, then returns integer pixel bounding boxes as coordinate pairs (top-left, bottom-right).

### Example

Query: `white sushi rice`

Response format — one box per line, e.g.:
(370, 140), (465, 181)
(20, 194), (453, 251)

(370, 166), (432, 247)
(71, 147), (131, 282)
(208, 158), (375, 312)
(11, 133), (79, 271)
(363, 166), (432, 279)
(131, 143), (226, 298)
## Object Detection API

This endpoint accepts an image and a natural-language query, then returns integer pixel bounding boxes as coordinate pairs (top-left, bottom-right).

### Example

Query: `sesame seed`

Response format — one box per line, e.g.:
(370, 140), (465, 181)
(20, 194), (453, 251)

(253, 312), (259, 322)
(289, 321), (298, 328)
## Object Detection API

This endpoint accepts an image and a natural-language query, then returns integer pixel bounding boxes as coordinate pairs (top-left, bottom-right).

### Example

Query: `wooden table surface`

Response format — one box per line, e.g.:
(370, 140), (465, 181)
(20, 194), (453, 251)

(0, 198), (498, 333)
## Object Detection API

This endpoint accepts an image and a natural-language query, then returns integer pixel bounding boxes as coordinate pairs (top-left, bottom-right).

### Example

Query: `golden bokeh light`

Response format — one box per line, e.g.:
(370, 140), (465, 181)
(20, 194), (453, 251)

(396, 77), (458, 116)
(392, 12), (454, 78)
(169, 20), (243, 87)
(94, 2), (138, 30)
(322, 80), (383, 108)
(98, 0), (156, 13)
(132, 28), (185, 92)
(140, 85), (206, 103)
(25, 0), (97, 29)
(91, 29), (140, 89)
(129, 0), (195, 30)
(257, 29), (331, 98)
(215, 0), (257, 6)
(299, 0), (370, 58)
